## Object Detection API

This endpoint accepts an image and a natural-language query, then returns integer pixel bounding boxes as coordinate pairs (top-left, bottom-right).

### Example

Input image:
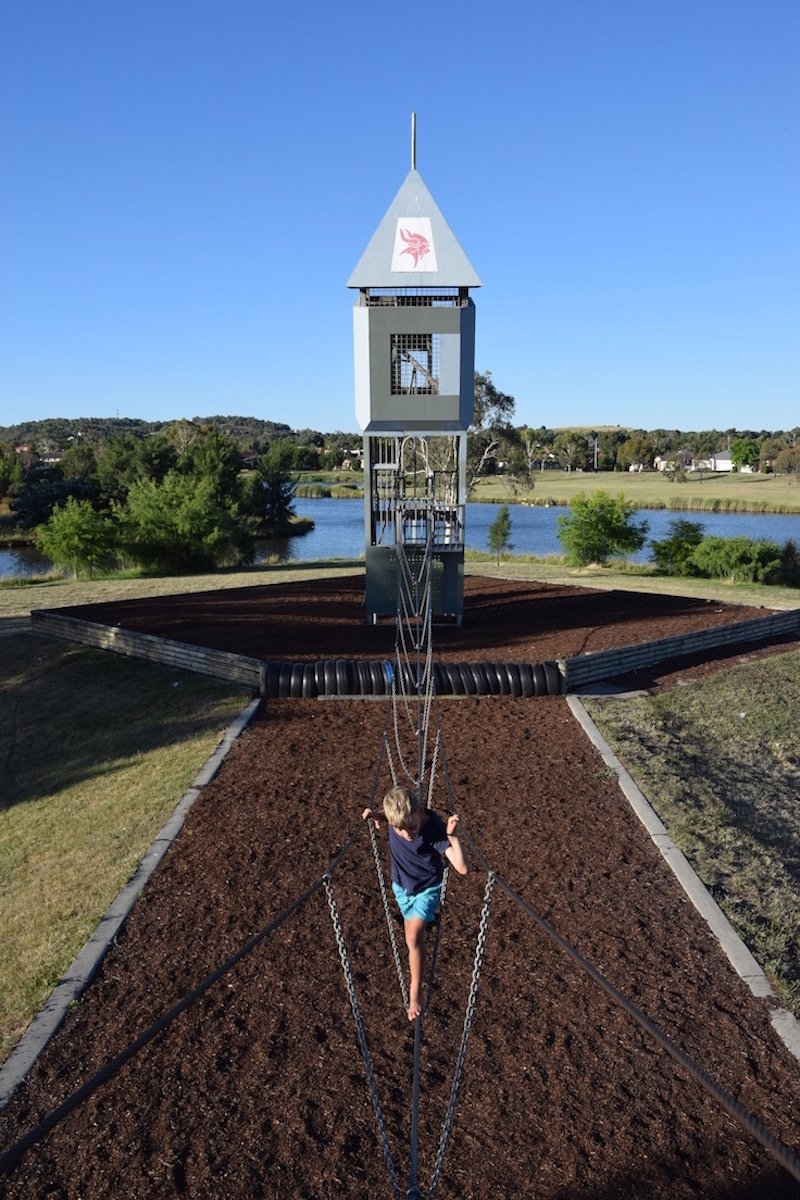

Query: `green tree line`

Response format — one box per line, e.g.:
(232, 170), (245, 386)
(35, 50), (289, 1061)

(5, 424), (302, 577)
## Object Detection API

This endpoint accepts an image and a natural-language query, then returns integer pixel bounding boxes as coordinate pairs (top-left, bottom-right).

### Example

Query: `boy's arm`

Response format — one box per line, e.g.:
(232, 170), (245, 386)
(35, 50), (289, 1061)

(362, 807), (382, 830)
(444, 814), (468, 875)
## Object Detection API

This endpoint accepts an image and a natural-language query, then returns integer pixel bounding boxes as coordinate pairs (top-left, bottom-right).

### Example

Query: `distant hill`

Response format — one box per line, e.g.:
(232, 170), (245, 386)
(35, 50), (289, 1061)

(0, 415), (303, 449)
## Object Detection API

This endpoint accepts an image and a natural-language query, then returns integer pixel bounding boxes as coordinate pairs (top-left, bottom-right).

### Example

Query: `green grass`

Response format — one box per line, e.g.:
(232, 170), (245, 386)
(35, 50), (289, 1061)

(585, 651), (800, 1017)
(472, 469), (800, 513)
(0, 634), (250, 1061)
(0, 561), (365, 619)
(464, 555), (800, 611)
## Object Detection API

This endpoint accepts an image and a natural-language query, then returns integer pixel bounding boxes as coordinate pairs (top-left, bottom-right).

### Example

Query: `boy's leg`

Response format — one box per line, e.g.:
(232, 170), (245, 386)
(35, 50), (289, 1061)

(404, 916), (427, 1021)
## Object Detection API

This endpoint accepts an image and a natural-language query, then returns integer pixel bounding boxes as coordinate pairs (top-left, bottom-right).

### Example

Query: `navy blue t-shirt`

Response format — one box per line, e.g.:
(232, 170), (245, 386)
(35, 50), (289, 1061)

(388, 811), (451, 896)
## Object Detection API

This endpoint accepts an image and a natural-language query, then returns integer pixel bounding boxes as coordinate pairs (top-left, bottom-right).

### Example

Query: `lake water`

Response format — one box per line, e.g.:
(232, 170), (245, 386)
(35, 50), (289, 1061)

(256, 498), (800, 565)
(3, 499), (800, 577)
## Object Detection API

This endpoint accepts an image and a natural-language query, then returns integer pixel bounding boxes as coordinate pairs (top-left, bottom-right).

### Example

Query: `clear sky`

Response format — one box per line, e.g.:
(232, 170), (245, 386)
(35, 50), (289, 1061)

(2, 0), (798, 435)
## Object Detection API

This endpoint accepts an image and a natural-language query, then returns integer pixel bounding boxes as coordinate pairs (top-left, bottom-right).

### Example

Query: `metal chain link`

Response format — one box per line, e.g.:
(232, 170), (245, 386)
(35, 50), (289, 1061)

(428, 871), (496, 1199)
(323, 873), (402, 1200)
(367, 820), (409, 1011)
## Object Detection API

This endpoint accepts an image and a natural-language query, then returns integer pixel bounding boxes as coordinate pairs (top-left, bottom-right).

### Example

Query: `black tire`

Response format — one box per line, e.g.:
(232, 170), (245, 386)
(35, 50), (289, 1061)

(445, 662), (464, 695)
(471, 662), (489, 694)
(289, 663), (305, 697)
(335, 660), (353, 695)
(532, 663), (547, 696)
(278, 662), (293, 698)
(543, 661), (562, 695)
(458, 664), (477, 694)
(518, 664), (535, 697)
(484, 663), (502, 695)
(356, 661), (372, 695)
(370, 661), (386, 695)
(505, 663), (522, 697)
(301, 664), (316, 698)
(313, 661), (327, 695)
(266, 662), (281, 698)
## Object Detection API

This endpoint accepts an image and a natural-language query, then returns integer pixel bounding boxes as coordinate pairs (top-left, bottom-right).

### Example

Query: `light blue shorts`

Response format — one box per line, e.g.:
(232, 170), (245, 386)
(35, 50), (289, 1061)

(392, 881), (442, 923)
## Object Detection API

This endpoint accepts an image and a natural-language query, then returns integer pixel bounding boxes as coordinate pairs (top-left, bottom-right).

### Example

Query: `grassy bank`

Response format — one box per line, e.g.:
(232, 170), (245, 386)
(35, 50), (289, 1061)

(0, 634), (250, 1062)
(473, 469), (800, 513)
(585, 651), (800, 1018)
(293, 468), (800, 513)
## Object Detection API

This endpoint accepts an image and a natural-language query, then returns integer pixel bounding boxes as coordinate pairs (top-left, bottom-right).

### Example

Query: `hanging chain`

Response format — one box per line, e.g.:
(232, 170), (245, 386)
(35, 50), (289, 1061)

(428, 871), (496, 1199)
(367, 820), (409, 1011)
(323, 873), (402, 1200)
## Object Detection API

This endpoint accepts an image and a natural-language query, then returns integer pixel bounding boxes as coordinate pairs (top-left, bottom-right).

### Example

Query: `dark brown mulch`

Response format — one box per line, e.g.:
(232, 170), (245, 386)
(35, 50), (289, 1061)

(53, 574), (778, 666)
(3, 577), (799, 1199)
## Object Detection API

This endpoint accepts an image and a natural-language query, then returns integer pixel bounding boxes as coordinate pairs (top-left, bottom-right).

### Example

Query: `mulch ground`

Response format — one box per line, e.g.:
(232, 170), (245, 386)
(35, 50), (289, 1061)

(2, 576), (800, 1199)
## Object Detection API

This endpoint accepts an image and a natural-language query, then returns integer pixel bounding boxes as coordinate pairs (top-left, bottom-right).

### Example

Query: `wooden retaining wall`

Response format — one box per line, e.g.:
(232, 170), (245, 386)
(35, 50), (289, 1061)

(31, 611), (265, 692)
(559, 608), (800, 692)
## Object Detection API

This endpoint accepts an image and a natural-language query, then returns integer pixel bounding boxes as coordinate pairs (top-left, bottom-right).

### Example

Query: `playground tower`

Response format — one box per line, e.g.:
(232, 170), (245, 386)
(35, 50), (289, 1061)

(348, 119), (481, 622)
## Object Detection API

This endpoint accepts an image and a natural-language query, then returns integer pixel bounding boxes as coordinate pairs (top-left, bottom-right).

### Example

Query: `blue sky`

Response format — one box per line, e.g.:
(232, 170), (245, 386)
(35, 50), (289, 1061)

(2, 0), (798, 435)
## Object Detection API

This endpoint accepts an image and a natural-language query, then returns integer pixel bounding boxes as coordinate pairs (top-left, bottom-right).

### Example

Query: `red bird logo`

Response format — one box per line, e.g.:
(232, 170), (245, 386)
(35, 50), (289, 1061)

(399, 227), (431, 268)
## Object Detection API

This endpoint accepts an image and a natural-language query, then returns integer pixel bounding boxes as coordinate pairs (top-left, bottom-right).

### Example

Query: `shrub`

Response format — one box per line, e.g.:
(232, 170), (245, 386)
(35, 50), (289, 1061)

(34, 498), (118, 578)
(690, 535), (782, 583)
(650, 519), (705, 576)
(557, 491), (648, 567)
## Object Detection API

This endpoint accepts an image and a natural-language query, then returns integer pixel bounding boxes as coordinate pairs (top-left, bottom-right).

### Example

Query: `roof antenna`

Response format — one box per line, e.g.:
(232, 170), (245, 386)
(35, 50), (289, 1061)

(411, 112), (417, 170)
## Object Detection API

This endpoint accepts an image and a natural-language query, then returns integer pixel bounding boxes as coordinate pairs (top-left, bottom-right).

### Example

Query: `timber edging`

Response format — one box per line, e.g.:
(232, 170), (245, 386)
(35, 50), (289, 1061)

(559, 607), (800, 692)
(30, 610), (265, 692)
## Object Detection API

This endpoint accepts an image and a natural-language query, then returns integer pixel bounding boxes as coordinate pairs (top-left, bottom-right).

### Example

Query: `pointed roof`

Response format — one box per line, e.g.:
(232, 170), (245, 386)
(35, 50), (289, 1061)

(348, 168), (481, 289)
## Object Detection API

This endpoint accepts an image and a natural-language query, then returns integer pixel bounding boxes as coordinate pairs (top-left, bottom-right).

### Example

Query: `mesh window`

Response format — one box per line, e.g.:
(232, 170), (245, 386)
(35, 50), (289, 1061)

(390, 333), (440, 395)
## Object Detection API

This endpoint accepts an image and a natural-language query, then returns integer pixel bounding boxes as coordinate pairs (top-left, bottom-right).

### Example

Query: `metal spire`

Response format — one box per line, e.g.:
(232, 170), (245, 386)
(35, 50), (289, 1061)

(411, 112), (417, 170)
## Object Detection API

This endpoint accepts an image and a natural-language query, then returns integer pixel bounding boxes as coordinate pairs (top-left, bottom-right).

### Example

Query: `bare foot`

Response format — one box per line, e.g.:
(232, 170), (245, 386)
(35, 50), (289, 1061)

(407, 996), (422, 1021)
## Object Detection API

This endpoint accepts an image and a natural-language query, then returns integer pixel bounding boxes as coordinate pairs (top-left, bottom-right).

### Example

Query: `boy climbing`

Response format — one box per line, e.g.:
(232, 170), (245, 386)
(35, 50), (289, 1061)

(363, 785), (468, 1021)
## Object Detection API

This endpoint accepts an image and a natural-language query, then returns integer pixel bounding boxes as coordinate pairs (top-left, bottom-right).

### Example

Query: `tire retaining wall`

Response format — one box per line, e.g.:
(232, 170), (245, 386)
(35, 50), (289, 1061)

(31, 605), (800, 698)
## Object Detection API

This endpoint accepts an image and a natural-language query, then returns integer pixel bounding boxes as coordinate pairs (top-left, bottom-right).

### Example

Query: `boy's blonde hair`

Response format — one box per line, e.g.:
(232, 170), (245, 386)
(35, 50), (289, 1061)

(382, 785), (419, 831)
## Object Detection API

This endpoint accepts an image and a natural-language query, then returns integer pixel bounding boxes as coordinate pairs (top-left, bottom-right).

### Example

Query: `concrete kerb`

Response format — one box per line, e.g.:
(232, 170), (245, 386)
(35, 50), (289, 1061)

(566, 693), (800, 1066)
(0, 695), (263, 1111)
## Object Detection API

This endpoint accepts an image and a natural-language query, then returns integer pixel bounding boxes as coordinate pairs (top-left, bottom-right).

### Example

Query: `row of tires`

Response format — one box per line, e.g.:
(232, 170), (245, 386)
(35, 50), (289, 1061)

(261, 659), (563, 699)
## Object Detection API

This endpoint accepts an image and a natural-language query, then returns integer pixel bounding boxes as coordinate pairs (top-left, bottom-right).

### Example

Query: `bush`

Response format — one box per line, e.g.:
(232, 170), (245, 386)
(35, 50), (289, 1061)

(557, 491), (648, 567)
(34, 498), (118, 578)
(776, 539), (800, 587)
(650, 519), (705, 576)
(690, 535), (782, 583)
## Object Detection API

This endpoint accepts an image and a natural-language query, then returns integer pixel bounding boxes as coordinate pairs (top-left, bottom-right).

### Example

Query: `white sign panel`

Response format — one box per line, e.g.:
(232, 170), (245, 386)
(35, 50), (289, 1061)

(391, 217), (438, 272)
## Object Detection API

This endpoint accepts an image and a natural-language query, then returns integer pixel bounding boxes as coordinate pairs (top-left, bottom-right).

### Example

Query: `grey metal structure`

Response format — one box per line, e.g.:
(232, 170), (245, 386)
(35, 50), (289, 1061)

(349, 125), (480, 622)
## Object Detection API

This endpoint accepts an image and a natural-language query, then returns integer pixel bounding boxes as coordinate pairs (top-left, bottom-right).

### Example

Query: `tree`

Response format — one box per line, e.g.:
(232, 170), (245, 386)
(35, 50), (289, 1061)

(650, 518), (705, 576)
(59, 441), (98, 484)
(118, 473), (252, 572)
(729, 437), (760, 471)
(34, 497), (117, 578)
(240, 442), (298, 533)
(557, 491), (648, 567)
(179, 426), (242, 502)
(553, 431), (591, 473)
(467, 370), (516, 492)
(615, 434), (655, 472)
(487, 505), (513, 564)
(774, 446), (800, 480)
